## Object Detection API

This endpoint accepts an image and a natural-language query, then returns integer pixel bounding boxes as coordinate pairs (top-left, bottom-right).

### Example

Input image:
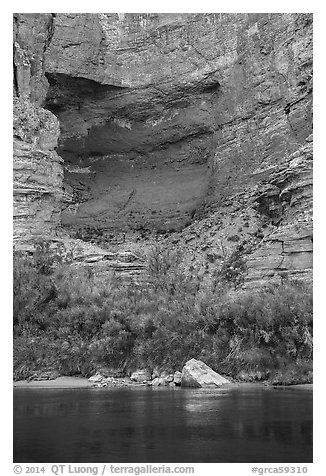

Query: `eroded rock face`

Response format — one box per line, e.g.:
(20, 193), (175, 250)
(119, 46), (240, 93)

(13, 98), (65, 248)
(13, 13), (313, 286)
(13, 14), (67, 250)
(206, 14), (312, 205)
(44, 13), (221, 233)
(13, 13), (55, 104)
(245, 139), (313, 287)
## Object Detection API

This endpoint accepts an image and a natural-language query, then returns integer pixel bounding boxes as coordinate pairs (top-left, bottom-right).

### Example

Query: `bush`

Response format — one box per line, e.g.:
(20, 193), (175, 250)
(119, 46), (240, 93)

(13, 244), (313, 383)
(13, 251), (57, 334)
(219, 246), (247, 288)
(147, 244), (196, 295)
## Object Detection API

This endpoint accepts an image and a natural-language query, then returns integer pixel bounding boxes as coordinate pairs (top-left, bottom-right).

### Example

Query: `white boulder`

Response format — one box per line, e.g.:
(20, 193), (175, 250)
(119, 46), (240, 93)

(181, 359), (230, 388)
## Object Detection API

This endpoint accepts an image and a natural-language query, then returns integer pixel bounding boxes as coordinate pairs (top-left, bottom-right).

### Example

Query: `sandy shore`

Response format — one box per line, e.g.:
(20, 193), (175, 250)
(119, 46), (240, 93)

(13, 376), (92, 388)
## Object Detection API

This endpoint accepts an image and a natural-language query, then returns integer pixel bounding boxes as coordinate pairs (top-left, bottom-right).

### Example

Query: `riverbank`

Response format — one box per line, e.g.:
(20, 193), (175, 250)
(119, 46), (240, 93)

(13, 250), (313, 386)
(13, 376), (313, 390)
(13, 376), (148, 389)
(13, 376), (92, 388)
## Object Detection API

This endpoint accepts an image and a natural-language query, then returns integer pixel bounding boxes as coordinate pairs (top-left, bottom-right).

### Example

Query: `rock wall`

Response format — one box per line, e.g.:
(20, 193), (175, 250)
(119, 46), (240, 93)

(13, 98), (64, 248)
(13, 13), (55, 104)
(13, 13), (313, 286)
(13, 14), (67, 249)
(44, 13), (222, 233)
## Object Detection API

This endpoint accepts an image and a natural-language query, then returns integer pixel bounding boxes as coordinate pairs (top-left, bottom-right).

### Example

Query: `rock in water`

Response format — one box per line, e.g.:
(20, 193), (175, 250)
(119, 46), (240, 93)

(151, 377), (168, 386)
(130, 369), (151, 382)
(181, 359), (230, 388)
(173, 371), (182, 386)
(88, 373), (105, 384)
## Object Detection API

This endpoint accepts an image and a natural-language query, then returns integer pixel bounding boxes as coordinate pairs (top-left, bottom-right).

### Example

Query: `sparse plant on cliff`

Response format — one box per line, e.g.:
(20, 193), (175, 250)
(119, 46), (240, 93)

(147, 244), (181, 280)
(147, 244), (196, 295)
(218, 246), (247, 288)
(13, 250), (57, 333)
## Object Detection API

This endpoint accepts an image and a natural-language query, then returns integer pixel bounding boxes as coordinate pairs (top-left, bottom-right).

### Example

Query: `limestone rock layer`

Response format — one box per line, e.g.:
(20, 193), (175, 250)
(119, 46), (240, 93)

(13, 13), (313, 286)
(13, 98), (64, 248)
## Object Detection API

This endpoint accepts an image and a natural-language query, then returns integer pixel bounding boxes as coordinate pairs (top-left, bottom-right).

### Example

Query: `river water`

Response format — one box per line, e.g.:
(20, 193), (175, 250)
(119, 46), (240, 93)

(13, 384), (312, 463)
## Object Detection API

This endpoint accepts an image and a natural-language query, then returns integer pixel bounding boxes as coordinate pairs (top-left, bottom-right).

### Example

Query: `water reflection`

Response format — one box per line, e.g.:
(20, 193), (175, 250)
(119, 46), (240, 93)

(14, 385), (312, 463)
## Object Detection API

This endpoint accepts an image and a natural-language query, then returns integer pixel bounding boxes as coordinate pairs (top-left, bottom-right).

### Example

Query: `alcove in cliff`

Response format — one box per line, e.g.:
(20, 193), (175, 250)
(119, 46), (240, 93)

(44, 70), (219, 236)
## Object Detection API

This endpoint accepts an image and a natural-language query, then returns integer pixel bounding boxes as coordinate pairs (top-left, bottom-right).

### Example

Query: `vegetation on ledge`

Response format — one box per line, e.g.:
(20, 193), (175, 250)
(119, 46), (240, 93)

(13, 243), (313, 384)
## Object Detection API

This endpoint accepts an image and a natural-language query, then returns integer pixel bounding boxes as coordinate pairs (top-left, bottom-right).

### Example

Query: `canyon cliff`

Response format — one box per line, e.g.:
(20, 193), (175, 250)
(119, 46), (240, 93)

(13, 13), (313, 287)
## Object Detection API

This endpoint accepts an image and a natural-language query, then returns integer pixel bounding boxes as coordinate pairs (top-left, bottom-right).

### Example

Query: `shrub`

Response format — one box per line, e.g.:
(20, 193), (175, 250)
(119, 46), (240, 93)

(219, 246), (247, 288)
(13, 244), (313, 383)
(13, 251), (57, 333)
